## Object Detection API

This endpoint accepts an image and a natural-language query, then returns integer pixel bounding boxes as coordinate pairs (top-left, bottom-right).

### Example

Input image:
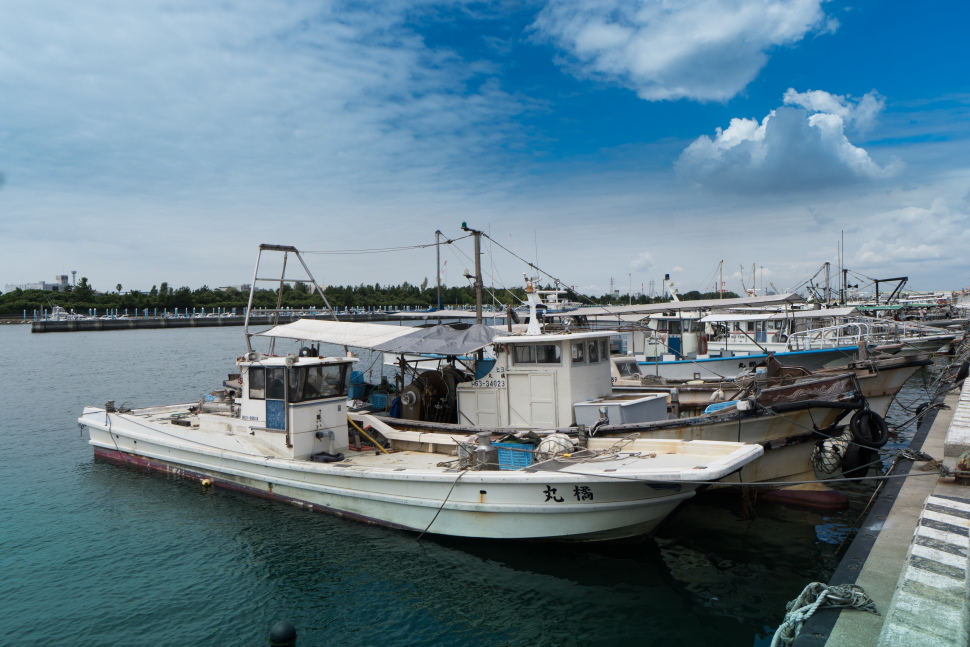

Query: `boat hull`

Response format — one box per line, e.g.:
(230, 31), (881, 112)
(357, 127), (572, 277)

(635, 347), (859, 380)
(84, 415), (709, 542)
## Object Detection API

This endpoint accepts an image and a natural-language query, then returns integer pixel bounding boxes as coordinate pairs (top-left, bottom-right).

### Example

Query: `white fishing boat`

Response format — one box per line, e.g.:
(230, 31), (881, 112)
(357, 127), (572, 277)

(261, 280), (871, 510)
(77, 244), (764, 542)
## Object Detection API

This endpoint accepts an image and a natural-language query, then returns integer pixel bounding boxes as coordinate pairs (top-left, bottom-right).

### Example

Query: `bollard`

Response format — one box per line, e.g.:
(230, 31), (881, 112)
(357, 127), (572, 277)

(269, 620), (297, 646)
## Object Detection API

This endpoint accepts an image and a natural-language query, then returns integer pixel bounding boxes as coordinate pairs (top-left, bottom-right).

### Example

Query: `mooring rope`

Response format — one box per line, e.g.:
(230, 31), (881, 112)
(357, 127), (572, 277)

(771, 582), (878, 647)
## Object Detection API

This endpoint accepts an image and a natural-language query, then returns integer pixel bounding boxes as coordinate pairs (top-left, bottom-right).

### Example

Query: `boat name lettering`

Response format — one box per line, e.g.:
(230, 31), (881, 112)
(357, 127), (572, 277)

(543, 485), (564, 502)
(574, 486), (594, 501)
(472, 379), (506, 388)
(241, 415), (261, 421)
(543, 485), (595, 502)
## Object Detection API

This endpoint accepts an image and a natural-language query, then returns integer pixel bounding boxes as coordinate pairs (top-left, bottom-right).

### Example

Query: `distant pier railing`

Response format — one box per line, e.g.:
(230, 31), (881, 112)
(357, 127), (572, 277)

(29, 312), (398, 333)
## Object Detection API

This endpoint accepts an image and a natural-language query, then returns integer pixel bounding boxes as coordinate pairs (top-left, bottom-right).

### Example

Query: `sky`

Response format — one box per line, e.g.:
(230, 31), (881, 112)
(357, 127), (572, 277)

(2, 0), (969, 299)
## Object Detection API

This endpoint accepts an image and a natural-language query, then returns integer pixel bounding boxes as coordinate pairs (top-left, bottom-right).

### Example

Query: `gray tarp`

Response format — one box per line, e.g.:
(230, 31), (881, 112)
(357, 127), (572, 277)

(257, 318), (495, 355)
(372, 324), (495, 355)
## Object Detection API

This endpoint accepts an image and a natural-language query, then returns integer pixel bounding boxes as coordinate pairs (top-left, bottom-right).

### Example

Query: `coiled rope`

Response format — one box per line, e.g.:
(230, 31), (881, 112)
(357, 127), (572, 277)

(771, 582), (878, 647)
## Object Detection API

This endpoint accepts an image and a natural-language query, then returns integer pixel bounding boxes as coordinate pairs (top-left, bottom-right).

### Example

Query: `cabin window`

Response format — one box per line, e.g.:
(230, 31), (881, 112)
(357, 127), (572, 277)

(615, 361), (641, 377)
(266, 367), (286, 400)
(600, 339), (609, 360)
(536, 345), (561, 363)
(571, 342), (585, 364)
(513, 344), (561, 365)
(249, 366), (265, 400)
(289, 364), (349, 402)
(587, 341), (599, 363)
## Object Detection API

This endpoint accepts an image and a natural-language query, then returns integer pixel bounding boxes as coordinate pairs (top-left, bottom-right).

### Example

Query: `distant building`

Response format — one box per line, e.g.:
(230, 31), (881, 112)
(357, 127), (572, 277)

(217, 284), (252, 292)
(4, 275), (71, 293)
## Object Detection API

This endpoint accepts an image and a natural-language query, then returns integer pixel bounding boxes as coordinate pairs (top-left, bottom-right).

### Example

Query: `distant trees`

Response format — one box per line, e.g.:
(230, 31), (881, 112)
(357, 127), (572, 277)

(0, 277), (745, 317)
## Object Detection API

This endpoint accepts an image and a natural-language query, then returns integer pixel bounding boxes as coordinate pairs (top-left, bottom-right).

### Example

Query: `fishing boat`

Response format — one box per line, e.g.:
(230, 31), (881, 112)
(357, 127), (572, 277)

(611, 351), (934, 419)
(77, 244), (764, 542)
(259, 276), (871, 509)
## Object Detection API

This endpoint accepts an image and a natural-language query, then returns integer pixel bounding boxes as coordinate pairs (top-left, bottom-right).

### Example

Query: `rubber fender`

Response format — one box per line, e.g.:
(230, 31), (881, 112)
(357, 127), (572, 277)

(842, 443), (876, 478)
(952, 360), (970, 383)
(850, 410), (889, 449)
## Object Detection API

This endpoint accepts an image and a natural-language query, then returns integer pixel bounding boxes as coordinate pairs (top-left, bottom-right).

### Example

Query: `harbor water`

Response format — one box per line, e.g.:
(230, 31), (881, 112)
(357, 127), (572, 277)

(0, 324), (945, 646)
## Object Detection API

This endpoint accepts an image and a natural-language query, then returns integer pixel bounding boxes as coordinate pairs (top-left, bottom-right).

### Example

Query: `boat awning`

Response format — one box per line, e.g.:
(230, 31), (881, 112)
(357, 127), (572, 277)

(256, 319), (496, 355)
(570, 293), (806, 318)
(699, 307), (858, 323)
(391, 309), (508, 319)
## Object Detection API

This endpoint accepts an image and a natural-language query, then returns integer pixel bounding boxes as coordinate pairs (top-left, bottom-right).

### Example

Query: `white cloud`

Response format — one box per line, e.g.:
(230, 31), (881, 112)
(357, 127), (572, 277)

(853, 199), (970, 269)
(675, 89), (900, 193)
(0, 0), (526, 198)
(630, 251), (654, 270)
(532, 0), (836, 101)
(783, 88), (885, 132)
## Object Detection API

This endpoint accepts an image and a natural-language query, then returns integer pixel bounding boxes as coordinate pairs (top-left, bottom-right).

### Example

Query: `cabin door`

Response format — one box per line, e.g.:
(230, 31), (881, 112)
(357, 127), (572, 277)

(507, 373), (557, 427)
(667, 336), (682, 357)
(265, 367), (287, 431)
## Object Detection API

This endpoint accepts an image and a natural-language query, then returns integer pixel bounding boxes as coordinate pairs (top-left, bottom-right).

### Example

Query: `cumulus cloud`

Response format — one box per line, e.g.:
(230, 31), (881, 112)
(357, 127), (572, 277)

(532, 0), (836, 101)
(675, 89), (900, 193)
(783, 88), (885, 133)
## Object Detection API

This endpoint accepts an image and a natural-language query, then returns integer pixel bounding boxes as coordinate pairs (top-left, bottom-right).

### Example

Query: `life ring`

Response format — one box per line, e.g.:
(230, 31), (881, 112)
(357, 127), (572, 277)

(777, 334), (788, 343)
(850, 410), (889, 449)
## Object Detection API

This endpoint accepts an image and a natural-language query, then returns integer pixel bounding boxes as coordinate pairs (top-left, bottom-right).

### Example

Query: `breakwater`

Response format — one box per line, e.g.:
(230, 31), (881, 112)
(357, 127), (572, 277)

(30, 313), (398, 333)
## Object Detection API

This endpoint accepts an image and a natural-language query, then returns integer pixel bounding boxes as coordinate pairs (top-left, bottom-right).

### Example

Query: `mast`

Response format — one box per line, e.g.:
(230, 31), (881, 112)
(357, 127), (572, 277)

(824, 262), (831, 304)
(460, 222), (484, 324)
(435, 230), (443, 311)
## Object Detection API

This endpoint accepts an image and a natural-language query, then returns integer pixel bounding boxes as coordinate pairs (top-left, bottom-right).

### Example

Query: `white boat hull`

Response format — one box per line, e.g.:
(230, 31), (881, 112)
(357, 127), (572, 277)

(635, 347), (859, 380)
(81, 407), (758, 542)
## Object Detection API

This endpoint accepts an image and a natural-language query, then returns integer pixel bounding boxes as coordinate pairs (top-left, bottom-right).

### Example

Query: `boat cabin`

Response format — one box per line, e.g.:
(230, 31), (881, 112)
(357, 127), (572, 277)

(455, 331), (613, 428)
(233, 353), (356, 459)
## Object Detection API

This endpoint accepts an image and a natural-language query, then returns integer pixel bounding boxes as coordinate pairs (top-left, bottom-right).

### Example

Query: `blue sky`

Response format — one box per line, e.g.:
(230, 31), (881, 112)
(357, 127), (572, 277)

(2, 0), (969, 298)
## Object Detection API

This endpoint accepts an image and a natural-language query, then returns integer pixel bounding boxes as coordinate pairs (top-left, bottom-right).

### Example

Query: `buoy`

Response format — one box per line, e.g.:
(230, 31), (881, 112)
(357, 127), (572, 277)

(201, 478), (212, 487)
(269, 620), (297, 647)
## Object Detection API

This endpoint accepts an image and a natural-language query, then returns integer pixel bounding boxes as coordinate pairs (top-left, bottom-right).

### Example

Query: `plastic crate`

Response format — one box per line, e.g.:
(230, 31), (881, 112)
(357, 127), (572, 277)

(494, 442), (535, 470)
(348, 384), (367, 400)
(369, 392), (389, 410)
(350, 371), (365, 385)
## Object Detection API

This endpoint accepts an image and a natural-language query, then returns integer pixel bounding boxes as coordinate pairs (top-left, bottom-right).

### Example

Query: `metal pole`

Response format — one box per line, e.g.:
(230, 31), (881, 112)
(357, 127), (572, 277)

(435, 230), (442, 311)
(473, 231), (483, 325)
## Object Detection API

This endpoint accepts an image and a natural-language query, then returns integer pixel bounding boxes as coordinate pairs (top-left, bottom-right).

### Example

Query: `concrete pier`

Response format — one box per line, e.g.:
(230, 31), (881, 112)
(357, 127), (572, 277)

(793, 378), (970, 646)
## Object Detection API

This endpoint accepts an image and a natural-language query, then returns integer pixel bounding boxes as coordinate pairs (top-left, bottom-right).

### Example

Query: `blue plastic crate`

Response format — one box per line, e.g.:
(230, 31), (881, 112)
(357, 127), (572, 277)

(369, 392), (389, 410)
(348, 384), (367, 400)
(494, 442), (535, 470)
(350, 371), (365, 385)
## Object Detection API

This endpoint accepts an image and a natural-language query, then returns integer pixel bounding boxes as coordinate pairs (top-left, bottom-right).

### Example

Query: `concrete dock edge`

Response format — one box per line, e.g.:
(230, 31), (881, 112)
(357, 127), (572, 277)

(793, 377), (970, 646)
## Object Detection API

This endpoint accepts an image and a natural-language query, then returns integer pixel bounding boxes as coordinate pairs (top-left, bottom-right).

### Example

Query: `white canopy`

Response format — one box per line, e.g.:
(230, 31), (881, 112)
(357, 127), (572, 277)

(255, 319), (496, 355)
(569, 293), (805, 318)
(700, 307), (858, 323)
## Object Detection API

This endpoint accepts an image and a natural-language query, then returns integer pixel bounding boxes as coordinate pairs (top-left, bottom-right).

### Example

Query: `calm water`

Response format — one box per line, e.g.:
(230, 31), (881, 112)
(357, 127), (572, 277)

(0, 324), (945, 646)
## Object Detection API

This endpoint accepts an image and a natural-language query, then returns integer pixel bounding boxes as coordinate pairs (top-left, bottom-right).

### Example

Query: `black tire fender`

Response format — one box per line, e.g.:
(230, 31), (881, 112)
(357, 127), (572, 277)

(842, 443), (876, 478)
(850, 410), (889, 449)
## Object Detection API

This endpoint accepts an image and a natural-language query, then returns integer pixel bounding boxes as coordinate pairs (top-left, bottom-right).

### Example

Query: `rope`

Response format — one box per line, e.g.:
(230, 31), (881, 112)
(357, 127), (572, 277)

(415, 469), (466, 541)
(771, 582), (877, 647)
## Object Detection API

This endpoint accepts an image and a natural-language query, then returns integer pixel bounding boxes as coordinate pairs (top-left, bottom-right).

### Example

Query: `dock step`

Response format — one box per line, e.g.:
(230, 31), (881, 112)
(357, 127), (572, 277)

(877, 494), (970, 646)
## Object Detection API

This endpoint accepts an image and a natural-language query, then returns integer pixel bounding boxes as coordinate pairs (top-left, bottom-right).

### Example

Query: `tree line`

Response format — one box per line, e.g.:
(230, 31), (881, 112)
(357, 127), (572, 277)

(0, 277), (739, 316)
